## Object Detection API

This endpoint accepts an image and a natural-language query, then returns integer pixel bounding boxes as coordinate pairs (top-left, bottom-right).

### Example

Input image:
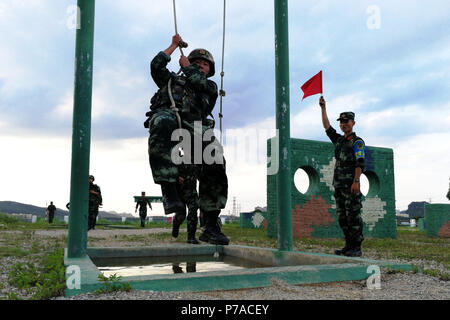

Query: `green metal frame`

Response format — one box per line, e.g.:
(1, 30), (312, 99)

(67, 0), (295, 259)
(67, 0), (96, 258)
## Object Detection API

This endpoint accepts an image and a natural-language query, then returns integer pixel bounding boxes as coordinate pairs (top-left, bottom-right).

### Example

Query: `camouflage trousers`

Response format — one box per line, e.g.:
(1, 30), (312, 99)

(88, 203), (99, 230)
(173, 165), (199, 233)
(334, 188), (364, 244)
(148, 108), (228, 212)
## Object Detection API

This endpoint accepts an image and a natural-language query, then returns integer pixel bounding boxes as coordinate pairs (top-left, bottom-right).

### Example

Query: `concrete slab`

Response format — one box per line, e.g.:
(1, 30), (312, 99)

(64, 244), (413, 297)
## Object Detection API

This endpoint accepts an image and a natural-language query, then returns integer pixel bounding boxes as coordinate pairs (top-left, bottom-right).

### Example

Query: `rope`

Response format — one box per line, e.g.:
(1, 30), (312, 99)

(219, 0), (226, 145)
(168, 78), (182, 129)
(172, 0), (187, 56)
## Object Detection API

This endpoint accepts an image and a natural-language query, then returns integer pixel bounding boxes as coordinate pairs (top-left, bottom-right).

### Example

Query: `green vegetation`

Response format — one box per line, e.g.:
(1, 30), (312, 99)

(95, 274), (132, 294)
(7, 248), (66, 299)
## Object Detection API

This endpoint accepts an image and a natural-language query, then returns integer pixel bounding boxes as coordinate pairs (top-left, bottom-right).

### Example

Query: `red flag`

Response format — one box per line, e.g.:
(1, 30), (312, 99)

(301, 71), (322, 100)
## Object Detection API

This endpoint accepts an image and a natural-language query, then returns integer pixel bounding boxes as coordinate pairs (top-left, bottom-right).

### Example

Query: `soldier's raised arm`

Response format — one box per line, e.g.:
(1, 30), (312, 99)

(319, 96), (330, 130)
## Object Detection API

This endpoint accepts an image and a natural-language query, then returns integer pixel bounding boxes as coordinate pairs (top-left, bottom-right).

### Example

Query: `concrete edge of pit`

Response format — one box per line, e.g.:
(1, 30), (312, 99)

(64, 245), (414, 297)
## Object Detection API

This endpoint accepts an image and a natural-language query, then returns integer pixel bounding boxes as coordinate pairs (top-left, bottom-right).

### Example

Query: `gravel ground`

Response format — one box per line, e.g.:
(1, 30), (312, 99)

(1, 228), (449, 300)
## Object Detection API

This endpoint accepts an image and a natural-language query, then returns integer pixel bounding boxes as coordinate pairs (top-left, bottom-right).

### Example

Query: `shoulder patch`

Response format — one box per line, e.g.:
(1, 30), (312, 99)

(353, 140), (365, 159)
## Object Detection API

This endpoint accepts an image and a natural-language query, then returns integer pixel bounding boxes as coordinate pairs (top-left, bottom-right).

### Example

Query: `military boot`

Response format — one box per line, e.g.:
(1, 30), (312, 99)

(161, 182), (185, 215)
(334, 238), (351, 256)
(172, 209), (186, 238)
(199, 211), (229, 245)
(187, 211), (199, 244)
(344, 241), (362, 257)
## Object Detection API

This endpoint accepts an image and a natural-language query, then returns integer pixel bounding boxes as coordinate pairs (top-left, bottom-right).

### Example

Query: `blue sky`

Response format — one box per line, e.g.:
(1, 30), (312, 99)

(1, 0), (449, 216)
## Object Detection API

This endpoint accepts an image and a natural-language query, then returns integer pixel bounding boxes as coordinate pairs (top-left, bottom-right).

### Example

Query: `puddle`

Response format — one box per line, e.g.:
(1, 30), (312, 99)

(92, 254), (274, 277)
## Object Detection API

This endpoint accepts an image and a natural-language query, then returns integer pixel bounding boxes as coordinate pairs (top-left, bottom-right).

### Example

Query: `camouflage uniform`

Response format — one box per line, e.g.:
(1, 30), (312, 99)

(88, 182), (102, 230)
(326, 123), (365, 250)
(136, 197), (152, 227)
(47, 203), (56, 224)
(145, 51), (228, 217)
(172, 164), (201, 242)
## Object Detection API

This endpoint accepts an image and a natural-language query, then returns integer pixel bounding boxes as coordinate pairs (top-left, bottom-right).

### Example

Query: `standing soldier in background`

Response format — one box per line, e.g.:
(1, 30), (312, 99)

(88, 175), (102, 231)
(319, 96), (366, 257)
(145, 34), (229, 245)
(172, 165), (200, 244)
(135, 192), (152, 228)
(46, 201), (56, 224)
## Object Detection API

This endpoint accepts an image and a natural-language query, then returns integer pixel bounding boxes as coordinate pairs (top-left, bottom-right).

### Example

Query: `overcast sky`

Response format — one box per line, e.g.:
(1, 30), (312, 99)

(1, 0), (449, 217)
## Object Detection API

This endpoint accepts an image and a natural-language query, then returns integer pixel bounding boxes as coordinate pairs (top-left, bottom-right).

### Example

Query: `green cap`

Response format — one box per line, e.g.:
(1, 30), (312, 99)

(337, 112), (355, 121)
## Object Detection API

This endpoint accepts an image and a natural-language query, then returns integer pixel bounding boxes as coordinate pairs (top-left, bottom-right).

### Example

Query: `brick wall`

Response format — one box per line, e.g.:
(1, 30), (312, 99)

(424, 204), (450, 238)
(267, 137), (397, 239)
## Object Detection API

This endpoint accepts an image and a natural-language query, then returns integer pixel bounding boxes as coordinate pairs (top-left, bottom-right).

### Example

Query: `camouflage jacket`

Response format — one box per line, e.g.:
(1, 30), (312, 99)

(136, 198), (152, 211)
(89, 183), (102, 206)
(326, 126), (366, 189)
(147, 51), (218, 125)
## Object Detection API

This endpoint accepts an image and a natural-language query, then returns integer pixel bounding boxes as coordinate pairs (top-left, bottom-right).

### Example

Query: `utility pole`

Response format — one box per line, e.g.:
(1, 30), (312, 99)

(67, 0), (96, 258)
(274, 0), (293, 251)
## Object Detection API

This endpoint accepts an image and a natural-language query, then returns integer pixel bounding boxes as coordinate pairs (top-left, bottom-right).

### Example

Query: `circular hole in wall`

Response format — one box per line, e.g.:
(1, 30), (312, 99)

(360, 173), (369, 196)
(294, 168), (310, 194)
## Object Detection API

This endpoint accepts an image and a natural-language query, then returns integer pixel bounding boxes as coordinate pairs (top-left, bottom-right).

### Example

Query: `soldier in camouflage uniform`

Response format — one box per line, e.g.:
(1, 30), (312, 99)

(172, 164), (200, 244)
(88, 175), (102, 231)
(135, 192), (152, 227)
(320, 96), (365, 257)
(145, 34), (229, 245)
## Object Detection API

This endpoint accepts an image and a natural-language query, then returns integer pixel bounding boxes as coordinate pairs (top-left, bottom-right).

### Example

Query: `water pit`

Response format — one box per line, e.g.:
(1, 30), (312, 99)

(93, 254), (272, 277)
(64, 244), (414, 296)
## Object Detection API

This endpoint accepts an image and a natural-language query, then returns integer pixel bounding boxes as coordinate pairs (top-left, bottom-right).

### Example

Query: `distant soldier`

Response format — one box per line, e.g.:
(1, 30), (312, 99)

(319, 96), (365, 257)
(88, 175), (102, 231)
(46, 202), (56, 224)
(135, 192), (152, 227)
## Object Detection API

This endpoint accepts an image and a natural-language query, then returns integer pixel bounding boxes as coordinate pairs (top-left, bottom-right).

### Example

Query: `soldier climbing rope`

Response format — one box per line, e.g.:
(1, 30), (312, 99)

(171, 0), (227, 143)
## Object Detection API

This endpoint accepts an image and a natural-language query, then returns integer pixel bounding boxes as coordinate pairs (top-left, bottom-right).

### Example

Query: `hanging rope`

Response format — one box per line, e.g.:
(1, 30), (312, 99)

(219, 0), (226, 145)
(171, 0), (227, 141)
(172, 0), (188, 56)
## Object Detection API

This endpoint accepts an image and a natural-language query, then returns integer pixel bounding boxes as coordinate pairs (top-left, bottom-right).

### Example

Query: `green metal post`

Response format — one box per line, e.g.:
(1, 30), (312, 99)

(274, 0), (293, 251)
(67, 0), (96, 258)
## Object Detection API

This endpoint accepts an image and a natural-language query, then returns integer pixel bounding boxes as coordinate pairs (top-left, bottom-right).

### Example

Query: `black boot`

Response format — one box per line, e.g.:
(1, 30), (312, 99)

(334, 238), (351, 256)
(161, 183), (185, 215)
(187, 211), (199, 244)
(172, 209), (186, 238)
(199, 211), (229, 245)
(344, 240), (362, 257)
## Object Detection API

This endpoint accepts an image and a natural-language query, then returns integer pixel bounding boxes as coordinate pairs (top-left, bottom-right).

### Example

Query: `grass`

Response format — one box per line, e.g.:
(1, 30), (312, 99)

(0, 211), (449, 299)
(7, 248), (66, 300)
(95, 274), (132, 294)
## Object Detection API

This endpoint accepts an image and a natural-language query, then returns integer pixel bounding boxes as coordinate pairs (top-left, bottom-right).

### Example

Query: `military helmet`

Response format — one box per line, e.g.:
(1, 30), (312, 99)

(89, 175), (95, 181)
(187, 49), (215, 77)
